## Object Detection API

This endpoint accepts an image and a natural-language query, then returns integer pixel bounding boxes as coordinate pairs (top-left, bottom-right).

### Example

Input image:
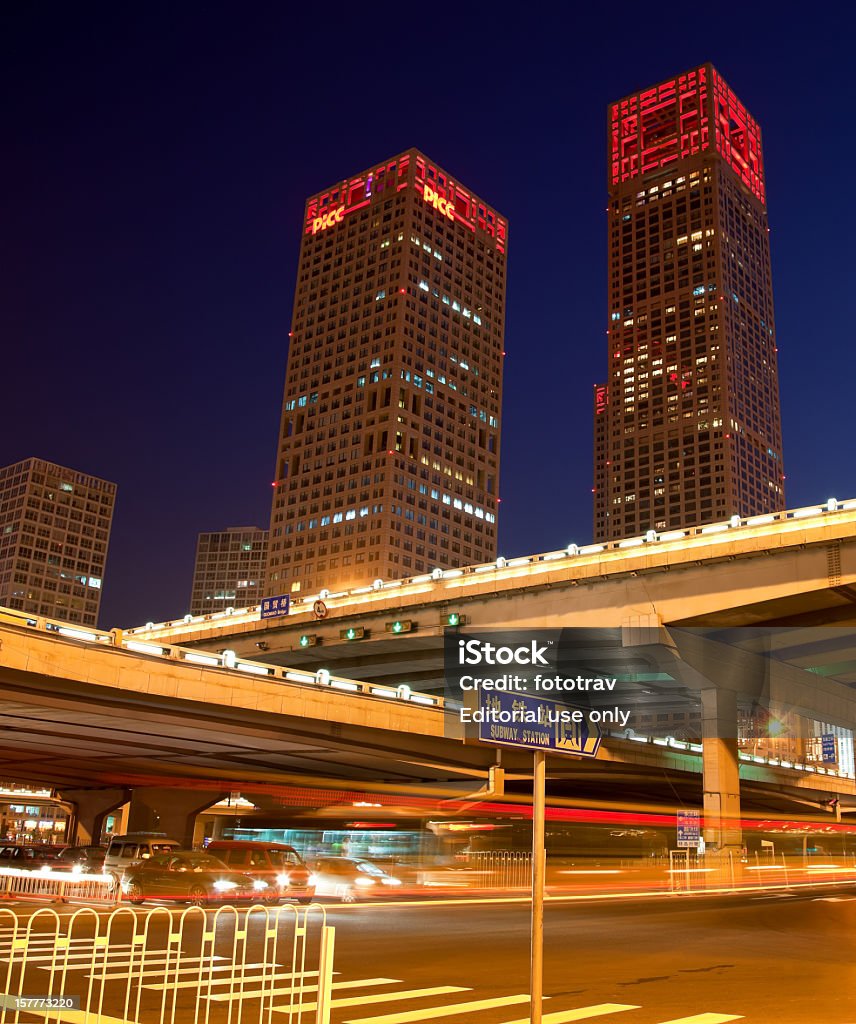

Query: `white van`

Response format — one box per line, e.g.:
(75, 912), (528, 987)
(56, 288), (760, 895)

(104, 833), (180, 891)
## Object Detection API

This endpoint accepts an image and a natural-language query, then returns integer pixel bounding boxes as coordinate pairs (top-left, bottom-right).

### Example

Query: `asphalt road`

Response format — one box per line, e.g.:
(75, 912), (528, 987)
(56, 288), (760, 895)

(321, 889), (856, 1023)
(2, 889), (856, 1024)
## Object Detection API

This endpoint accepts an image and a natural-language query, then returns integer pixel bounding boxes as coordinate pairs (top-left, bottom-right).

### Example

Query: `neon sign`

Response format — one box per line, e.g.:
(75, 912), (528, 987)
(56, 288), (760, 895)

(312, 205), (345, 234)
(423, 184), (455, 221)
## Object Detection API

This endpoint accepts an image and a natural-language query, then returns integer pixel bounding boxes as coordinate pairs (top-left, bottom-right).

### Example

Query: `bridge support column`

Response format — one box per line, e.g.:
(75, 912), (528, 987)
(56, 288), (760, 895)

(59, 788), (129, 846)
(127, 788), (226, 848)
(701, 688), (742, 853)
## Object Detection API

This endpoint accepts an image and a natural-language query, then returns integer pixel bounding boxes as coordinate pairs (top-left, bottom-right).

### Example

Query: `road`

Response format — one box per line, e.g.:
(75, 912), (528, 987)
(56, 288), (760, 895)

(2, 889), (856, 1023)
(318, 890), (856, 1023)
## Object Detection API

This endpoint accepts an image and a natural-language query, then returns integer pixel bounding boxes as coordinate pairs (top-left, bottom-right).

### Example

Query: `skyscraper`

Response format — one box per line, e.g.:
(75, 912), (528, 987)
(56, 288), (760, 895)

(189, 526), (268, 615)
(0, 457), (116, 626)
(267, 149), (507, 597)
(593, 65), (784, 541)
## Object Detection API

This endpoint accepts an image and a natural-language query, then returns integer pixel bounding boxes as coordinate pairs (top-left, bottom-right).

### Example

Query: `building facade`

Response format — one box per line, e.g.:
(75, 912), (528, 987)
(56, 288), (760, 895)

(189, 526), (268, 615)
(0, 458), (116, 626)
(268, 149), (507, 597)
(594, 65), (785, 541)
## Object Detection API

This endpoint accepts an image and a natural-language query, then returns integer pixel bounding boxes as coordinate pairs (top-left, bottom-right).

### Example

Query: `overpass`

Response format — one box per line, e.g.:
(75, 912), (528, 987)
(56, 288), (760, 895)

(3, 571), (856, 850)
(125, 498), (856, 695)
(117, 496), (856, 850)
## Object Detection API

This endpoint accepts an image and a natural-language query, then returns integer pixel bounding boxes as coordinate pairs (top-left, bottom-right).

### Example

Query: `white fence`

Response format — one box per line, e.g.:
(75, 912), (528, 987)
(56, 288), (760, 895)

(0, 868), (114, 905)
(466, 851), (532, 889)
(0, 903), (334, 1024)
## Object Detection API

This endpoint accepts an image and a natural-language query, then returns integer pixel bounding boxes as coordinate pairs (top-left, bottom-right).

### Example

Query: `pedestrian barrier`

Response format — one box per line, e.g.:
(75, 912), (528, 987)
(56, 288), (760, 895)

(466, 851), (532, 889)
(0, 902), (335, 1024)
(0, 868), (114, 905)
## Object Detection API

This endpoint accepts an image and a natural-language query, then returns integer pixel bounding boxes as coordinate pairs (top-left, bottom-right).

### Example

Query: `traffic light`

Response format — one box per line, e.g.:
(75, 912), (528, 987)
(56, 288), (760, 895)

(385, 619), (413, 634)
(340, 626), (366, 641)
(444, 612), (468, 627)
(298, 634), (318, 648)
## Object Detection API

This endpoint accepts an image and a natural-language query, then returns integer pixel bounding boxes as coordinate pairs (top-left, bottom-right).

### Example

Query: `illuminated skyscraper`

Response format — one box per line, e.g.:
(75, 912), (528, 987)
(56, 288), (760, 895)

(0, 457), (116, 626)
(594, 65), (784, 541)
(268, 149), (507, 596)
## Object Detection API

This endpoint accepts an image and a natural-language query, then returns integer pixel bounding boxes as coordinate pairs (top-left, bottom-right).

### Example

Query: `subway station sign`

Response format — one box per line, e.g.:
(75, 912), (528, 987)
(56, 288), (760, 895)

(476, 690), (602, 758)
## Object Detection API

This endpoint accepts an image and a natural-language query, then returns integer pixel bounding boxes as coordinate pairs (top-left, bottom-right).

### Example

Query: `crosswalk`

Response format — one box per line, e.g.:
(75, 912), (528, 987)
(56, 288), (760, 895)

(0, 931), (747, 1024)
(326, 988), (746, 1024)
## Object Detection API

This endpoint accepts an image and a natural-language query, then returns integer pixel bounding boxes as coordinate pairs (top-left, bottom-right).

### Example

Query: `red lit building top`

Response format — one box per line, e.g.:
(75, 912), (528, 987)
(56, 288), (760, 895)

(609, 64), (765, 204)
(304, 151), (508, 254)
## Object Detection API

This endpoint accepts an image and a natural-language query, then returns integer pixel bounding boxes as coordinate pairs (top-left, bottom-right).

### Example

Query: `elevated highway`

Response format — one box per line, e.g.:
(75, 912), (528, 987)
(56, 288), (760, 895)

(1, 601), (855, 848)
(3, 499), (856, 849)
(126, 499), (856, 695)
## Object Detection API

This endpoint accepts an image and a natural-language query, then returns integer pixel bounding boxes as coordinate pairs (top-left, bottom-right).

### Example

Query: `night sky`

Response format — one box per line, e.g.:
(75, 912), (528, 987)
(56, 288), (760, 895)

(4, 7), (853, 629)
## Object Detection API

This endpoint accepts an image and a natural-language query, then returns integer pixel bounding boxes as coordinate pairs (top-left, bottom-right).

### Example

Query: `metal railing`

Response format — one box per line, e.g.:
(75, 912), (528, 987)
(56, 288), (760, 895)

(466, 851), (532, 889)
(0, 607), (445, 711)
(121, 495), (856, 637)
(0, 903), (334, 1024)
(0, 868), (114, 905)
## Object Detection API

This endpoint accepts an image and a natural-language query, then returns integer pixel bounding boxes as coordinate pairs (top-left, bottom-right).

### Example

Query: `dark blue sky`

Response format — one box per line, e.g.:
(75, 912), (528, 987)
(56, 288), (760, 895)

(3, 6), (853, 628)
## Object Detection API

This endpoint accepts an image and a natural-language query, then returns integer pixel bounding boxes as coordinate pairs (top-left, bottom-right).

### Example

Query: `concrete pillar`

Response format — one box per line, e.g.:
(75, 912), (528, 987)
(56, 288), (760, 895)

(58, 788), (129, 846)
(126, 788), (226, 848)
(701, 688), (742, 852)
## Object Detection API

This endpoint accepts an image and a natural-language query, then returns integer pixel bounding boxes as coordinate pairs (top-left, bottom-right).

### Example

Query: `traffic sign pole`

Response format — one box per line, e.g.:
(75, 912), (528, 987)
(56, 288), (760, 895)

(530, 750), (546, 1024)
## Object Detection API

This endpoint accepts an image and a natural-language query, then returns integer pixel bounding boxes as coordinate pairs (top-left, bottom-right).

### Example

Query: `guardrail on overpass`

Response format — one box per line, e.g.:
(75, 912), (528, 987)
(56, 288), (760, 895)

(0, 606), (444, 711)
(1, 605), (852, 786)
(124, 496), (856, 641)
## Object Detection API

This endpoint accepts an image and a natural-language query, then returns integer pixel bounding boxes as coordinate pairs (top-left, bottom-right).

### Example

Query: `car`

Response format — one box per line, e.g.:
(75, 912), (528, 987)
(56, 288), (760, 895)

(206, 841), (315, 904)
(309, 856), (402, 903)
(120, 850), (266, 906)
(54, 846), (106, 873)
(0, 844), (64, 868)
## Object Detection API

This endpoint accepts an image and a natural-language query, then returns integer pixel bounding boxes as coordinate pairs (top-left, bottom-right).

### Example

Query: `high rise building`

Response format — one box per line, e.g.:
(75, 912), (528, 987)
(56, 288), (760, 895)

(0, 457), (116, 626)
(593, 65), (784, 541)
(268, 149), (507, 596)
(189, 526), (268, 615)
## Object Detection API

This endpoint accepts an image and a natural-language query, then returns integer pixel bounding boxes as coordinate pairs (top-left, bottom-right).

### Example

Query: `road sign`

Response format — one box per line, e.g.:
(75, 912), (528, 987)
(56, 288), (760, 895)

(260, 594), (290, 620)
(821, 733), (837, 764)
(477, 690), (602, 758)
(677, 809), (701, 848)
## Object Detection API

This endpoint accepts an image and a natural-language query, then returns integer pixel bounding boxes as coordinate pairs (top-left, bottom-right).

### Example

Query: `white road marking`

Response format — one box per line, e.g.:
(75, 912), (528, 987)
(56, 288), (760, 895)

(657, 1014), (744, 1023)
(208, 975), (400, 1002)
(270, 986), (469, 1017)
(0, 1009), (133, 1024)
(12, 952), (227, 968)
(143, 966), (333, 991)
(109, 962), (298, 983)
(343, 993), (531, 1024)
(499, 1006), (640, 1024)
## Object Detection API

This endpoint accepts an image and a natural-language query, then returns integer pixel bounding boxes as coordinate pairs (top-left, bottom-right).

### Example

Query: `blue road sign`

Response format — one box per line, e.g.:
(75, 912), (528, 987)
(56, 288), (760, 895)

(677, 809), (701, 848)
(477, 689), (601, 758)
(260, 594), (291, 620)
(821, 733), (837, 764)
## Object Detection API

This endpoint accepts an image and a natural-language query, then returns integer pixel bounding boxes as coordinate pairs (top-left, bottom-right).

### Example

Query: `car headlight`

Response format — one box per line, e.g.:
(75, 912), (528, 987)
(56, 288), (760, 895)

(308, 874), (319, 886)
(276, 874), (290, 886)
(355, 876), (376, 887)
(213, 880), (238, 892)
(253, 879), (269, 891)
(382, 876), (402, 886)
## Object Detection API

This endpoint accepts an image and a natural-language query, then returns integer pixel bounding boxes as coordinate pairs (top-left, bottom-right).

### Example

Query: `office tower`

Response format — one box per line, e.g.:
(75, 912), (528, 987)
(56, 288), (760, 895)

(267, 149), (507, 596)
(0, 457), (116, 626)
(593, 65), (784, 541)
(189, 526), (268, 615)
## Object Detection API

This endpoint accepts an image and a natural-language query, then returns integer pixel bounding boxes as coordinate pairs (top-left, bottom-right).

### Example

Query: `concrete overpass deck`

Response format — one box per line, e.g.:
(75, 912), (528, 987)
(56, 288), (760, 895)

(0, 609), (853, 807)
(126, 497), (856, 652)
